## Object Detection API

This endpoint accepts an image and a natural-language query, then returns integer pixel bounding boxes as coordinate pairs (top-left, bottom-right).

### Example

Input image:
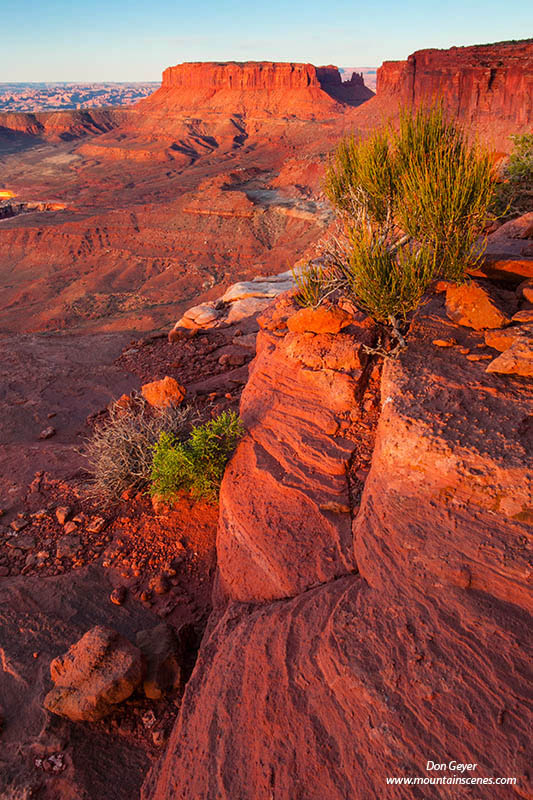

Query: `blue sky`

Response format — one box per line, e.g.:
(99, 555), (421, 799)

(2, 0), (532, 81)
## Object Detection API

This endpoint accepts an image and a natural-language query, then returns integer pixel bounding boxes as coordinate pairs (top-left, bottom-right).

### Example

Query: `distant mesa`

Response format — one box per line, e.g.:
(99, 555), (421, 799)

(136, 61), (374, 118)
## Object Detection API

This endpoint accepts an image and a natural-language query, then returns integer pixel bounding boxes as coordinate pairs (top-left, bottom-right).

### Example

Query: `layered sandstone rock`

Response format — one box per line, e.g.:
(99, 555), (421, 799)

(375, 39), (533, 133)
(215, 297), (373, 603)
(144, 295), (532, 800)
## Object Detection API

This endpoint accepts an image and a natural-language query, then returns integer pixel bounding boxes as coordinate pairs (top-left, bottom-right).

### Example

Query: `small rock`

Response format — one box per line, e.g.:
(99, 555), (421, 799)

(63, 521), (78, 535)
(55, 506), (72, 525)
(486, 339), (533, 377)
(7, 533), (35, 550)
(141, 376), (186, 409)
(110, 393), (137, 417)
(86, 516), (106, 534)
(142, 709), (157, 729)
(432, 338), (457, 347)
(512, 309), (533, 323)
(150, 574), (170, 595)
(110, 586), (127, 606)
(56, 535), (81, 559)
(10, 518), (29, 532)
(152, 730), (167, 747)
(140, 590), (153, 606)
(39, 426), (56, 440)
(517, 278), (533, 304)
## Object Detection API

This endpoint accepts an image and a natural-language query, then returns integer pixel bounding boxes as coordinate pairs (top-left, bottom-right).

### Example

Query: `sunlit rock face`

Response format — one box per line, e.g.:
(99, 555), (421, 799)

(377, 40), (533, 128)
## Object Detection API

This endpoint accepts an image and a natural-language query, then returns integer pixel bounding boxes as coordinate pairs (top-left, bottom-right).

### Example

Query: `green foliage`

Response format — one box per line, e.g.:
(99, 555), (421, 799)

(84, 398), (197, 501)
(325, 130), (396, 228)
(150, 411), (244, 501)
(292, 262), (332, 308)
(506, 134), (533, 181)
(341, 229), (436, 323)
(397, 129), (496, 280)
(494, 133), (533, 217)
(324, 104), (498, 327)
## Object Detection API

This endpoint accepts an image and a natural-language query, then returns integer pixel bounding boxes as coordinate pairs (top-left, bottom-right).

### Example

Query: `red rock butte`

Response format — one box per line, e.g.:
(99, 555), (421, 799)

(137, 61), (374, 118)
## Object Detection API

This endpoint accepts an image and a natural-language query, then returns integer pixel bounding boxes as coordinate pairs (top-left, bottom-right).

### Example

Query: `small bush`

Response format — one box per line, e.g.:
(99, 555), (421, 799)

(494, 133), (533, 218)
(150, 410), (244, 502)
(324, 104), (498, 332)
(292, 261), (336, 308)
(84, 397), (198, 500)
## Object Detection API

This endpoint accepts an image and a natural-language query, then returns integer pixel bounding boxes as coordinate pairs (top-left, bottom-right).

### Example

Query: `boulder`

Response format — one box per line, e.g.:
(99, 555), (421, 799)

(136, 622), (182, 700)
(181, 302), (220, 328)
(141, 376), (186, 409)
(445, 281), (511, 330)
(44, 626), (143, 721)
(286, 304), (353, 334)
(226, 297), (272, 324)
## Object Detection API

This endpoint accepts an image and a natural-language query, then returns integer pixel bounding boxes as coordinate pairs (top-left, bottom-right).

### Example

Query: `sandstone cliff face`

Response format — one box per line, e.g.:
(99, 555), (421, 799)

(376, 40), (533, 130)
(145, 295), (532, 800)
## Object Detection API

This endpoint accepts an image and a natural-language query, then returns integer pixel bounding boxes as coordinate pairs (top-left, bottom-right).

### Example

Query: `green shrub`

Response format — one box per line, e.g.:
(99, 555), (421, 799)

(292, 261), (334, 308)
(341, 229), (436, 323)
(84, 398), (198, 501)
(324, 104), (498, 331)
(150, 410), (244, 501)
(494, 133), (533, 217)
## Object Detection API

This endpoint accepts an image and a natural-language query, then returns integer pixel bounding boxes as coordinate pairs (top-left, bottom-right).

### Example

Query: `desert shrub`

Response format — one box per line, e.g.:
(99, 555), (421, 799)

(324, 104), (498, 332)
(396, 128), (496, 280)
(292, 261), (339, 308)
(341, 229), (436, 323)
(150, 410), (244, 501)
(84, 397), (198, 500)
(494, 133), (533, 217)
(325, 130), (397, 231)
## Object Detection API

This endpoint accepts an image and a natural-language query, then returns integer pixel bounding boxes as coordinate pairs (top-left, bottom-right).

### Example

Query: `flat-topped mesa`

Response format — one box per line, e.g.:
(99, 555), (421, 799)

(162, 61), (320, 90)
(137, 61), (374, 119)
(376, 39), (533, 129)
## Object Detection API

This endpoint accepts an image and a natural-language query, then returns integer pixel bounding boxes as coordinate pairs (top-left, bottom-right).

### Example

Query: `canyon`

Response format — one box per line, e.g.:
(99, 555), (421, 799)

(0, 38), (532, 800)
(0, 82), (160, 113)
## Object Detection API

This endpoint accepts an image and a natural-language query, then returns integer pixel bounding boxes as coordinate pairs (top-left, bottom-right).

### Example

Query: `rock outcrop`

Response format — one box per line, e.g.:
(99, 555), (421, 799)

(375, 39), (533, 136)
(144, 294), (532, 800)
